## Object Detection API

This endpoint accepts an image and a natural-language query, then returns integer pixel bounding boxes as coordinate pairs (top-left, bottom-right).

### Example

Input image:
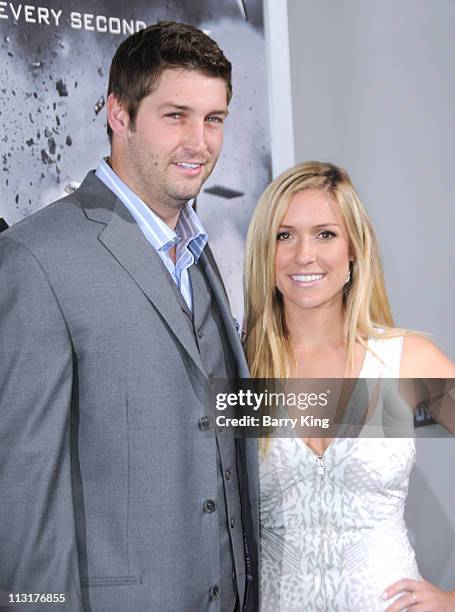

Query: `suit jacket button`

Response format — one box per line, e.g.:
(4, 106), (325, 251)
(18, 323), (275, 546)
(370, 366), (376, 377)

(209, 584), (221, 600)
(225, 470), (232, 480)
(203, 499), (217, 513)
(198, 416), (213, 431)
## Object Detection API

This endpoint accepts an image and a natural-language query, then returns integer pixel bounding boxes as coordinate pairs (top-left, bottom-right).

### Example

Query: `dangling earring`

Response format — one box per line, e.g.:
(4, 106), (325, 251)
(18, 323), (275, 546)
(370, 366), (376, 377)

(344, 261), (354, 286)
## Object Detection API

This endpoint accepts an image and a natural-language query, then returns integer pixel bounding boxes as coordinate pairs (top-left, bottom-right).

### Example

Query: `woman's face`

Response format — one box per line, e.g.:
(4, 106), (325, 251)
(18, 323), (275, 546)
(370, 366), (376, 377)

(274, 188), (353, 314)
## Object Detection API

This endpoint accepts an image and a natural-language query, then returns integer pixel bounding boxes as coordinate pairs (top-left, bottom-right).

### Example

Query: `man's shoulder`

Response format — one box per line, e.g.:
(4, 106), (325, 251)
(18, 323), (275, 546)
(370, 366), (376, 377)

(3, 195), (79, 240)
(1, 171), (111, 252)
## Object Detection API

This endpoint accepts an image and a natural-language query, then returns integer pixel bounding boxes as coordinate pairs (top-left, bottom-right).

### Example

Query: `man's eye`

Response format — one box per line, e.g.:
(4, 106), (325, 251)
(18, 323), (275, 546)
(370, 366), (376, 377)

(206, 116), (223, 124)
(166, 113), (183, 119)
(277, 231), (290, 241)
(318, 230), (336, 240)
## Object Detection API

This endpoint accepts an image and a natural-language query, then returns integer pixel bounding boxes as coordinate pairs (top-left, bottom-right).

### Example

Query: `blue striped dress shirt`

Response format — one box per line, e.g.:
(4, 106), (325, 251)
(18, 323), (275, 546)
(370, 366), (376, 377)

(95, 159), (208, 312)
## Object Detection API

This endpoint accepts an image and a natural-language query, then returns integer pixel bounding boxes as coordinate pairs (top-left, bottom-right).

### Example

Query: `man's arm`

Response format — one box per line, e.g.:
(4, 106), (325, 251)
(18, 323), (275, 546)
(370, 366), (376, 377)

(0, 236), (84, 611)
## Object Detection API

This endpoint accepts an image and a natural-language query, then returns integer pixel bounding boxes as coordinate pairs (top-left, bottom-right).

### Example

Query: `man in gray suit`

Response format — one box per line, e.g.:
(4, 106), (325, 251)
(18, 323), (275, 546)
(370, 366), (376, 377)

(0, 22), (258, 612)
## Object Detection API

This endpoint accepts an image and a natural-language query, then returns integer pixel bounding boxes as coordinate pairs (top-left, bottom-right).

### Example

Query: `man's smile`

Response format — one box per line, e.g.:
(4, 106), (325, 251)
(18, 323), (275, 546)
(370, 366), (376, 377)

(173, 161), (206, 176)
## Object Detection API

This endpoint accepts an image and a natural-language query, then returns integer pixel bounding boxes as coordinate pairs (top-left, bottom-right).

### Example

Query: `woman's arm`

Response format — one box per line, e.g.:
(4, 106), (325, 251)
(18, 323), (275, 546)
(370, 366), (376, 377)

(400, 334), (455, 434)
(383, 578), (455, 611)
(400, 334), (455, 379)
(382, 336), (455, 610)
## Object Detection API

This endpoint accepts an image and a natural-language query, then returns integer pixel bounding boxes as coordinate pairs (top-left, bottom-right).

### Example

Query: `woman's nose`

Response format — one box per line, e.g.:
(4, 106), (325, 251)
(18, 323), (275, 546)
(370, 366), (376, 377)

(294, 239), (316, 265)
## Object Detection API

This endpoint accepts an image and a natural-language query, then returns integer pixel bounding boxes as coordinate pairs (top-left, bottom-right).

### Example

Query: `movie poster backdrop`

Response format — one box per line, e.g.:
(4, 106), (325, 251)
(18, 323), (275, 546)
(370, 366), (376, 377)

(0, 0), (270, 319)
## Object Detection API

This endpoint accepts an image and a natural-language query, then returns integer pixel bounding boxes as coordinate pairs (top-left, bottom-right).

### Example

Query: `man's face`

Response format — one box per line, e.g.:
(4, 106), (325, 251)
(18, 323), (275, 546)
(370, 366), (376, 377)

(114, 68), (228, 220)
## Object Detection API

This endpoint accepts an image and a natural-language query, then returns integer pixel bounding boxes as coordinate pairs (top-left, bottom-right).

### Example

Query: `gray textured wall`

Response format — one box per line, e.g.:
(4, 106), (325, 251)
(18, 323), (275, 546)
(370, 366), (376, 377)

(287, 0), (455, 588)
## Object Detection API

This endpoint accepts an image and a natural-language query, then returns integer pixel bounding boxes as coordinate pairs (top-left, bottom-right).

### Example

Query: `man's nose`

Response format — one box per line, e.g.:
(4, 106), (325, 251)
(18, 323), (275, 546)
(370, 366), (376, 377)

(182, 119), (207, 153)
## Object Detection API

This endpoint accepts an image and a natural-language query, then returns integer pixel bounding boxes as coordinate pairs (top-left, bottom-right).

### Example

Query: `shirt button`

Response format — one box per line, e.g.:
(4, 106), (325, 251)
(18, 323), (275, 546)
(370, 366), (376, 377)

(198, 416), (213, 431)
(209, 584), (221, 600)
(203, 499), (217, 513)
(208, 374), (215, 384)
(197, 330), (204, 339)
(230, 517), (236, 529)
(225, 470), (232, 480)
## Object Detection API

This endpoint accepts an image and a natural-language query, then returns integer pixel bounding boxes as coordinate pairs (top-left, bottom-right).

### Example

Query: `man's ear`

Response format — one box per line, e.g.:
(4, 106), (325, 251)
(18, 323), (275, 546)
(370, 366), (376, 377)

(107, 93), (130, 138)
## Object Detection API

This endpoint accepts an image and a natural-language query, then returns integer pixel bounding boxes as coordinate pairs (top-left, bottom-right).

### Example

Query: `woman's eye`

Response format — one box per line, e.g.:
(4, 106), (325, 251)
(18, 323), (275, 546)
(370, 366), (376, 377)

(318, 230), (336, 240)
(277, 231), (290, 241)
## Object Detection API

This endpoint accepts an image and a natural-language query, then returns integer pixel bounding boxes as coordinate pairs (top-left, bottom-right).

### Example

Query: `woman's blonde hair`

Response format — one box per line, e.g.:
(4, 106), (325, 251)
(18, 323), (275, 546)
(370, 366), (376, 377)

(244, 161), (404, 378)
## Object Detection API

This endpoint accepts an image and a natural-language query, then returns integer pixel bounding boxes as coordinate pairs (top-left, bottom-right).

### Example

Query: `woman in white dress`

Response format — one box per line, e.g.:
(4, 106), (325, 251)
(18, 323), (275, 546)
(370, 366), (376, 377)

(243, 161), (455, 611)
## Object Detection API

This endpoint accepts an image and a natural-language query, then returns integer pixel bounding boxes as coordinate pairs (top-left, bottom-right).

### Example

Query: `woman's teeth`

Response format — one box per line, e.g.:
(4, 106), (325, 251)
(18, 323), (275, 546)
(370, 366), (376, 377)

(291, 274), (325, 282)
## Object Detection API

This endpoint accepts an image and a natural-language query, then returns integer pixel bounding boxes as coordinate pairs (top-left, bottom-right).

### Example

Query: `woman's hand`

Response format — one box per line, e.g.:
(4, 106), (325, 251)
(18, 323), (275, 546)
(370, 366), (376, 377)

(383, 578), (455, 611)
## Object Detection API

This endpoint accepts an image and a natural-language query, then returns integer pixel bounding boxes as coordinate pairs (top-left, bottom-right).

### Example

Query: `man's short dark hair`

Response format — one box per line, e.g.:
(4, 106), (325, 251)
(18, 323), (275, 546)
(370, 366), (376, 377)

(107, 21), (232, 143)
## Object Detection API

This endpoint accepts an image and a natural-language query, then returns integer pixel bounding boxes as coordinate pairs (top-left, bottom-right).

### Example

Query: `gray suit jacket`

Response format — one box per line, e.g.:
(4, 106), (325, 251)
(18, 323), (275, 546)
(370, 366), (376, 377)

(0, 172), (258, 612)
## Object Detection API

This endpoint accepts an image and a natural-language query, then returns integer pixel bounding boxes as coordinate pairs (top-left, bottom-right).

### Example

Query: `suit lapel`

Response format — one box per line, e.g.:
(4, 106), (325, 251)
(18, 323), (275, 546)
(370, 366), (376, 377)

(77, 172), (246, 380)
(199, 247), (249, 378)
(77, 174), (206, 378)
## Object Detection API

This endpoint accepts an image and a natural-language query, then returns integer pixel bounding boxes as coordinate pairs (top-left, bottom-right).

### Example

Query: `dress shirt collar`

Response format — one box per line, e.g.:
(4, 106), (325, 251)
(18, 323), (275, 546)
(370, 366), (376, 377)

(95, 158), (208, 260)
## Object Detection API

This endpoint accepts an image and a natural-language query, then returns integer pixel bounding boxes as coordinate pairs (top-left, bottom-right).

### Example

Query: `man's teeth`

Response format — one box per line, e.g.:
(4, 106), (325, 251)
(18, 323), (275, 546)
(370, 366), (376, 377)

(177, 162), (200, 169)
(292, 274), (324, 282)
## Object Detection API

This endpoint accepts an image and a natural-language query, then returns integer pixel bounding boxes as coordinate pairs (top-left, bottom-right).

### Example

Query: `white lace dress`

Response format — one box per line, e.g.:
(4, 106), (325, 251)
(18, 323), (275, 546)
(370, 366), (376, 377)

(259, 336), (421, 611)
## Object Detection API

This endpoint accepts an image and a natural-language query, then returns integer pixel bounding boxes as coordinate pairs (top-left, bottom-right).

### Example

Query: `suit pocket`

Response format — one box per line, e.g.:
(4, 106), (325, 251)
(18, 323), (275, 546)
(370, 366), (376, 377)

(81, 576), (142, 587)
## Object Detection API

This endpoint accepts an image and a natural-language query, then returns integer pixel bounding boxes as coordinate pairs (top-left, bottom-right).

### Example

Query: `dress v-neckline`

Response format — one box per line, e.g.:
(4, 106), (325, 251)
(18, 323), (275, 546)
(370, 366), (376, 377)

(294, 339), (374, 459)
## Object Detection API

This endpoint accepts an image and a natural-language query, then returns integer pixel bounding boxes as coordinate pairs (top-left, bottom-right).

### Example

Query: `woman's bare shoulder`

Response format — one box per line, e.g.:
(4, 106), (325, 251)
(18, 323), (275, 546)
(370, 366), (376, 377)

(400, 333), (455, 378)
